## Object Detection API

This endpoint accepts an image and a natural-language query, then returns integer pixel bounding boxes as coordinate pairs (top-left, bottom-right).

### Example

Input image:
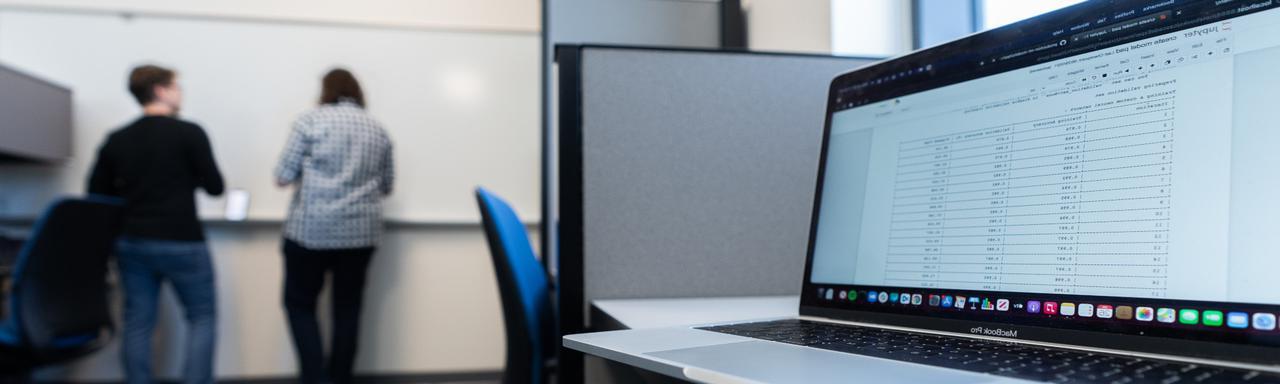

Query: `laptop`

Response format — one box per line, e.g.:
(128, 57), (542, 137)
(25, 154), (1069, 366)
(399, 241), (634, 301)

(563, 0), (1280, 382)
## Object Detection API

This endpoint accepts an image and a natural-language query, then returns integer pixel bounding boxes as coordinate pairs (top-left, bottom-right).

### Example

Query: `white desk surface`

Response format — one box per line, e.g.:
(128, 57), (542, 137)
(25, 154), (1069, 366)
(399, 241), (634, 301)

(592, 295), (798, 330)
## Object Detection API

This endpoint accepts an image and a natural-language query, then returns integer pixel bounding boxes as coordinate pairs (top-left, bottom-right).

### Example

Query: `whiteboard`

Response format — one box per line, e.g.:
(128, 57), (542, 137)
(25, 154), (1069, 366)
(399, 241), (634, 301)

(0, 9), (541, 222)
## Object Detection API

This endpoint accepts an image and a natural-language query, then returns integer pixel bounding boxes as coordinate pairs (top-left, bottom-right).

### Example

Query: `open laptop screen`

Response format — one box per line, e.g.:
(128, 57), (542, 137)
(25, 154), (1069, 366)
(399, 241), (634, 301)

(805, 0), (1280, 359)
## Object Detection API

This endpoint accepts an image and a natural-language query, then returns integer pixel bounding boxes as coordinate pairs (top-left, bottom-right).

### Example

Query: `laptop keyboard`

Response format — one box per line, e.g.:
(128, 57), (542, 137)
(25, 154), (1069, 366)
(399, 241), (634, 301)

(698, 319), (1280, 383)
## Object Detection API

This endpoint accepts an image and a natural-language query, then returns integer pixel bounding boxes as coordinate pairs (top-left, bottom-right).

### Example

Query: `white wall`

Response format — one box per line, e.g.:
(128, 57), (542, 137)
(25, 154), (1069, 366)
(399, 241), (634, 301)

(742, 0), (912, 57)
(831, 0), (914, 57)
(0, 0), (538, 32)
(743, 0), (832, 54)
(36, 226), (524, 381)
(0, 0), (539, 381)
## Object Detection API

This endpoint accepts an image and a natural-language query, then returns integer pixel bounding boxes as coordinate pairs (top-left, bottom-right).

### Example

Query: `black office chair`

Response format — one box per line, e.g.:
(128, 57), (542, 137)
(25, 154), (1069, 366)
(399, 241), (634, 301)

(0, 196), (124, 377)
(476, 187), (556, 384)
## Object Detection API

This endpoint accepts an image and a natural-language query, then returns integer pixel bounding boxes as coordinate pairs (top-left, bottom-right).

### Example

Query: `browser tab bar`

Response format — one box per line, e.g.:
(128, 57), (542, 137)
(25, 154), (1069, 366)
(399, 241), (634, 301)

(1072, 10), (1173, 44)
(835, 0), (1280, 110)
(1143, 0), (1179, 13)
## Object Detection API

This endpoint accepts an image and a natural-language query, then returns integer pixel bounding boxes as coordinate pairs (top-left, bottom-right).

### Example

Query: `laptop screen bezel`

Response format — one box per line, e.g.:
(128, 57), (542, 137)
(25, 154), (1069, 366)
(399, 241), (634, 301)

(799, 0), (1280, 366)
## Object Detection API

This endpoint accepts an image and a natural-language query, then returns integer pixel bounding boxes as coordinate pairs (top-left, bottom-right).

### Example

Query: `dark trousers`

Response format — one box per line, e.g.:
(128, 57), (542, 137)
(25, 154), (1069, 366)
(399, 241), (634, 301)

(282, 239), (375, 384)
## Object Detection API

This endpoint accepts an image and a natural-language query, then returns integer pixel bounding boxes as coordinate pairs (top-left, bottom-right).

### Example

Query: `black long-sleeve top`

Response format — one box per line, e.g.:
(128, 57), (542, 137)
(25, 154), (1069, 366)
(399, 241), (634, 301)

(88, 116), (224, 241)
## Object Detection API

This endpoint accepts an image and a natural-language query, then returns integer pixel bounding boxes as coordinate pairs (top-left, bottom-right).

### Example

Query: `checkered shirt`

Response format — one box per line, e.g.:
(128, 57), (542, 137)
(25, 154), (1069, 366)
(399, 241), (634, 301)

(275, 100), (394, 249)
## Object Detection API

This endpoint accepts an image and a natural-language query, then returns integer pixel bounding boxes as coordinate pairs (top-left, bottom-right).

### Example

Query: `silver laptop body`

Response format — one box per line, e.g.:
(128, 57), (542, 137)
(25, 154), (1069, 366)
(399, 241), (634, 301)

(566, 1), (1280, 382)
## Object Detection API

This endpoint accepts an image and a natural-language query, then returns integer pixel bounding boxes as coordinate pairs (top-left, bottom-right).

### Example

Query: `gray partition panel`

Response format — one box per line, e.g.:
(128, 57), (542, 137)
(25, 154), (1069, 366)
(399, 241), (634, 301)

(577, 47), (876, 306)
(0, 63), (71, 162)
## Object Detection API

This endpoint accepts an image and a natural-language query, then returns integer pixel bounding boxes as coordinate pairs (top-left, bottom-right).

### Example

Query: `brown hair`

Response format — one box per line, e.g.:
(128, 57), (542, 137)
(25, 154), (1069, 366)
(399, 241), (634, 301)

(320, 68), (365, 107)
(128, 65), (176, 106)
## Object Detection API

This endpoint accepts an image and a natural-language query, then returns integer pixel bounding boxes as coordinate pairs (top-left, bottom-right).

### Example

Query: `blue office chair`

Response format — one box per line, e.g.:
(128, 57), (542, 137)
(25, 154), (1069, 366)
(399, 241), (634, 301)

(0, 196), (124, 376)
(476, 187), (556, 384)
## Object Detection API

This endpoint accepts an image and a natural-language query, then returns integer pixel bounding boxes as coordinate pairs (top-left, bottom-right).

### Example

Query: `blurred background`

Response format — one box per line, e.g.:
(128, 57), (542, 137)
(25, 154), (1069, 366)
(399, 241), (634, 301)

(0, 0), (1084, 382)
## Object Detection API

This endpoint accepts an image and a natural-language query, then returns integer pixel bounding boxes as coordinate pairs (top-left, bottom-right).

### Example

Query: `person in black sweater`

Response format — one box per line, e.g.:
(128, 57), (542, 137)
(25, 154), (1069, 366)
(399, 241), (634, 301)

(87, 65), (223, 384)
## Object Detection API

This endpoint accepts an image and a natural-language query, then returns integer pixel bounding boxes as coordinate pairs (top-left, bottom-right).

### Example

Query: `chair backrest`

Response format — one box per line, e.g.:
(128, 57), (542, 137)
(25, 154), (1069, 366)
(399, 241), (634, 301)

(475, 187), (554, 384)
(9, 196), (123, 350)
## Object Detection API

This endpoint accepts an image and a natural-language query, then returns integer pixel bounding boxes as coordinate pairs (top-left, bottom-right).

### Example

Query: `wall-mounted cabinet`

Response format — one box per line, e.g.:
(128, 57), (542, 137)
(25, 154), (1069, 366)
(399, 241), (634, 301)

(0, 63), (72, 162)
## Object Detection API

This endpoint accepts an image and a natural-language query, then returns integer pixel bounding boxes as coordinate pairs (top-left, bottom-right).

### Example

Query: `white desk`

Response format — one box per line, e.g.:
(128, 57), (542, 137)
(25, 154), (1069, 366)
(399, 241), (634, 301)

(591, 296), (798, 330)
(581, 296), (799, 383)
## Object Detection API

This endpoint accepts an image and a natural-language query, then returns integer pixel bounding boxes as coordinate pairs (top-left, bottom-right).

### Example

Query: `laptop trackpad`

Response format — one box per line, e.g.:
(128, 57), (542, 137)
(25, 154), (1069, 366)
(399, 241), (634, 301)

(647, 341), (1017, 384)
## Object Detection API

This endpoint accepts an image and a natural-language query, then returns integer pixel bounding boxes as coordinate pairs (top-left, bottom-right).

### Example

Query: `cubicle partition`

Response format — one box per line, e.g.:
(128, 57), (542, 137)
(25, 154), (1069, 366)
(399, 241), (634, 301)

(551, 44), (878, 381)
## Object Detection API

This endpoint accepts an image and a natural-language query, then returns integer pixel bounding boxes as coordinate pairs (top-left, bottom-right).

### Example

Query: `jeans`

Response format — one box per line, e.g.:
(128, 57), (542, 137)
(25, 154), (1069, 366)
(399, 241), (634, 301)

(116, 237), (217, 384)
(282, 239), (375, 384)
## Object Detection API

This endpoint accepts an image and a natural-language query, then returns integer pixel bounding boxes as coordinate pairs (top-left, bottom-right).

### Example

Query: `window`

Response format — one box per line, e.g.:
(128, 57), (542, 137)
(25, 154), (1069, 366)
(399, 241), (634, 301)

(980, 0), (1085, 30)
